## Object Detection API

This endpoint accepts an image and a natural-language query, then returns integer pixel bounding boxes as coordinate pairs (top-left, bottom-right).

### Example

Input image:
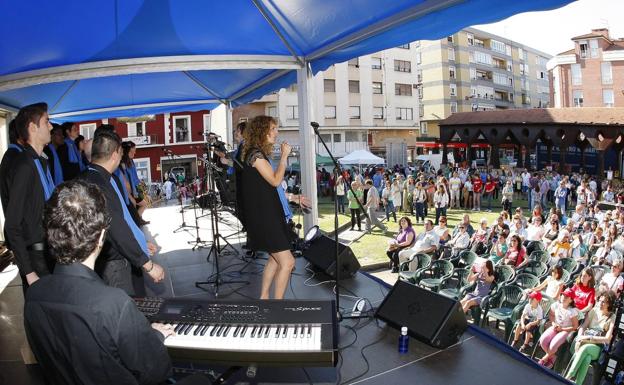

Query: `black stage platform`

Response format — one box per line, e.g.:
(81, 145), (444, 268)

(0, 204), (570, 385)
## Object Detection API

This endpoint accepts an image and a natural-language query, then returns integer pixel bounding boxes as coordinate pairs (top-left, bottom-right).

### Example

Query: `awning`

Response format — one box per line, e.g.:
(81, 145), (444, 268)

(0, 0), (575, 120)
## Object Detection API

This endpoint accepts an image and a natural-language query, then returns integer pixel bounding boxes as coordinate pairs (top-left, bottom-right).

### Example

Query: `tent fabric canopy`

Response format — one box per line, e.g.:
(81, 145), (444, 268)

(339, 150), (385, 165)
(0, 0), (574, 120)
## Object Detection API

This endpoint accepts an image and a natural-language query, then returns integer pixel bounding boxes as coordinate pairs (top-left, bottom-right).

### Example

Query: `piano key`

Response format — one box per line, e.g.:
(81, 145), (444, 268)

(257, 326), (264, 337)
(240, 325), (248, 338)
(233, 325), (241, 338)
(210, 325), (219, 337)
(223, 325), (231, 337)
(275, 325), (281, 337)
(216, 325), (225, 337)
(293, 325), (298, 337)
(174, 323), (185, 334)
(199, 324), (210, 336)
(193, 324), (204, 336)
(264, 326), (271, 338)
(307, 325), (312, 337)
(251, 326), (257, 338)
(282, 325), (288, 338)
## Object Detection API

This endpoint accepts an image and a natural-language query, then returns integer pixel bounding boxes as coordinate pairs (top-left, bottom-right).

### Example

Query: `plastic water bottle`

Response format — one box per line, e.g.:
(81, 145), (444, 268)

(398, 326), (409, 354)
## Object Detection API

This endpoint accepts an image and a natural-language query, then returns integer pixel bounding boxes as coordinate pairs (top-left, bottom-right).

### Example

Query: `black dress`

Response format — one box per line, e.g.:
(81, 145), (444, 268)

(241, 149), (291, 253)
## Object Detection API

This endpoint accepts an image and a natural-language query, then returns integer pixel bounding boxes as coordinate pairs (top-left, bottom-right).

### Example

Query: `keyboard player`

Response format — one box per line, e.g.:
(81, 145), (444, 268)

(23, 180), (176, 385)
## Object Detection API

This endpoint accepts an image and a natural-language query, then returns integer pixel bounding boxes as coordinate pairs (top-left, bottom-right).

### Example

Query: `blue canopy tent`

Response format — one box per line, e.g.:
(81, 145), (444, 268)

(0, 0), (575, 228)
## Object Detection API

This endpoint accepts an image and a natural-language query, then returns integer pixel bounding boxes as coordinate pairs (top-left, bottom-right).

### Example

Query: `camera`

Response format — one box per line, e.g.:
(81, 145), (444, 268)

(205, 133), (227, 153)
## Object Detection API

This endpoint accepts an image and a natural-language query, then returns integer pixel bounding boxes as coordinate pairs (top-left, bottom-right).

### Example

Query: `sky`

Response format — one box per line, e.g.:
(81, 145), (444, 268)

(473, 0), (624, 56)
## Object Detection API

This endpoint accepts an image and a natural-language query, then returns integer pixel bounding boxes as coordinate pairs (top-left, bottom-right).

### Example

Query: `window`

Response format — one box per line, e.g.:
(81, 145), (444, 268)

(603, 89), (614, 107)
(202, 114), (211, 133)
(469, 67), (477, 80)
(493, 72), (508, 86)
(416, 52), (422, 65)
(349, 106), (361, 119)
(601, 62), (613, 84)
(447, 35), (454, 44)
(173, 115), (191, 143)
(419, 104), (424, 117)
(467, 33), (474, 46)
(324, 79), (336, 92)
(127, 121), (146, 137)
(287, 84), (297, 92)
(449, 65), (456, 79)
(506, 63), (512, 72)
(79, 123), (97, 139)
(373, 107), (384, 119)
(396, 107), (413, 120)
(324, 106), (336, 119)
(491, 40), (506, 53)
(590, 39), (599, 58)
(522, 78), (530, 91)
(518, 48), (524, 61)
(579, 41), (588, 58)
(333, 133), (342, 143)
(286, 105), (298, 120)
(449, 83), (457, 97)
(571, 64), (582, 85)
(349, 80), (360, 93)
(420, 122), (428, 134)
(506, 45), (512, 56)
(417, 86), (423, 99)
(394, 59), (411, 72)
(372, 82), (383, 94)
(573, 90), (583, 107)
(267, 106), (278, 117)
(450, 102), (458, 113)
(397, 43), (410, 49)
(395, 83), (412, 96)
(521, 94), (531, 105)
(448, 47), (455, 61)
(474, 51), (491, 65)
(371, 57), (382, 70)
(133, 158), (151, 184)
(348, 58), (359, 67)
(536, 70), (545, 79)
(416, 69), (423, 83)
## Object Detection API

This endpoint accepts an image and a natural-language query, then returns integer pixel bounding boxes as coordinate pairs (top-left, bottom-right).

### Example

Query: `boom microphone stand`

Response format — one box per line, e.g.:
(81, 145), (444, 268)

(195, 148), (247, 297)
(310, 122), (371, 321)
(166, 150), (197, 234)
(187, 174), (211, 250)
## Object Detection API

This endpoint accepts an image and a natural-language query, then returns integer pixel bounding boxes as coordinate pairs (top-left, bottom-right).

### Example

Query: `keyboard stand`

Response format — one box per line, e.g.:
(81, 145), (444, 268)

(211, 366), (242, 385)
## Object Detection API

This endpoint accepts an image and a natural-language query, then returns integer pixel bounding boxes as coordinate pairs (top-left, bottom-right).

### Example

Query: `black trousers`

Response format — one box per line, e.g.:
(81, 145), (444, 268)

(19, 249), (54, 294)
(350, 208), (361, 229)
(97, 259), (135, 296)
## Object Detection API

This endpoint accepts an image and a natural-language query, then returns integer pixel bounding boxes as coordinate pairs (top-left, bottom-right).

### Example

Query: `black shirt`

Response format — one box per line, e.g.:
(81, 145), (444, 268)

(0, 144), (23, 213)
(4, 144), (49, 275)
(77, 164), (150, 268)
(24, 263), (172, 385)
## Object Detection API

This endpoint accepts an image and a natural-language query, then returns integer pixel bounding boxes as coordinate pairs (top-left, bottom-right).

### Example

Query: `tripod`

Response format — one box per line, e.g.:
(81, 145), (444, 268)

(187, 178), (211, 250)
(172, 179), (198, 234)
(195, 151), (247, 297)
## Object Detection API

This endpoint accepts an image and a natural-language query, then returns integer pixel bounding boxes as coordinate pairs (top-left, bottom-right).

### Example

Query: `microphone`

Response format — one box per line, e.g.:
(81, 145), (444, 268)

(310, 122), (320, 134)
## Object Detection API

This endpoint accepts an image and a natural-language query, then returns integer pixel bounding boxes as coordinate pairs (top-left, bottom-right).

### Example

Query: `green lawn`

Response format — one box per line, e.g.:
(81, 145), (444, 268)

(315, 196), (531, 267)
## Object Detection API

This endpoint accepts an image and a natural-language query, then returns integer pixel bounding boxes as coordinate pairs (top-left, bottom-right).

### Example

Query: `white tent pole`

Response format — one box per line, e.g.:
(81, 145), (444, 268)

(225, 101), (233, 146)
(297, 63), (318, 230)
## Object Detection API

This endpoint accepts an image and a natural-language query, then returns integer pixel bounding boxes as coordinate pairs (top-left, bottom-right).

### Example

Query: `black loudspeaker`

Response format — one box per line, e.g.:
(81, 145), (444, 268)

(303, 234), (360, 280)
(375, 280), (468, 349)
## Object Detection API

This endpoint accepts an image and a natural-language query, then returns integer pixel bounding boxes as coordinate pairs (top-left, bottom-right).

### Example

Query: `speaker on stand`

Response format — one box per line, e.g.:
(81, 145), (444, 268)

(302, 232), (360, 280)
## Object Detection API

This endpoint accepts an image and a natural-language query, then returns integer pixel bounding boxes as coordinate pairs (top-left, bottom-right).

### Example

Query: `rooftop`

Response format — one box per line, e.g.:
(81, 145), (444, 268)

(440, 108), (624, 126)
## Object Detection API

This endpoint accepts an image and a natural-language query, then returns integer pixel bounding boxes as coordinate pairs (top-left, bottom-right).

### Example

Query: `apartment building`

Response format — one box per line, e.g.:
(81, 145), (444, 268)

(549, 28), (624, 108)
(417, 27), (552, 148)
(234, 45), (421, 164)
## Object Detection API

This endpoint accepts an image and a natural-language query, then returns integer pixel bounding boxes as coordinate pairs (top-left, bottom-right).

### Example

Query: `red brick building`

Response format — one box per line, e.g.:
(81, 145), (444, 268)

(74, 110), (213, 185)
(549, 28), (624, 108)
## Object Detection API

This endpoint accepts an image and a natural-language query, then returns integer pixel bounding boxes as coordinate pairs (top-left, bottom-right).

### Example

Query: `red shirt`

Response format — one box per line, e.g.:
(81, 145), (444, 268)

(473, 178), (483, 193)
(485, 181), (496, 193)
(504, 247), (525, 267)
(571, 283), (595, 311)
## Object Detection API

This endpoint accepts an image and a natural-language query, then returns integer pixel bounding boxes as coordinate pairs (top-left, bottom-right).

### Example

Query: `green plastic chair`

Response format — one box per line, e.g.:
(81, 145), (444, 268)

(519, 260), (548, 280)
(526, 240), (545, 256)
(529, 250), (550, 264)
(511, 273), (540, 290)
(558, 258), (578, 274)
(481, 284), (525, 340)
(439, 268), (471, 299)
(456, 250), (478, 269)
(559, 269), (572, 286)
(415, 259), (454, 292)
(509, 295), (555, 349)
(398, 253), (432, 283)
(495, 264), (516, 285)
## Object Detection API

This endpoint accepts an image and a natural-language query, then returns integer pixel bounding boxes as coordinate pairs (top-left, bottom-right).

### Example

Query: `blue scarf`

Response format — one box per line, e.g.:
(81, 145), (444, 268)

(46, 144), (64, 186)
(64, 138), (85, 171)
(126, 161), (140, 196)
(33, 158), (55, 201)
(112, 168), (130, 206)
(8, 143), (23, 152)
(268, 158), (292, 221)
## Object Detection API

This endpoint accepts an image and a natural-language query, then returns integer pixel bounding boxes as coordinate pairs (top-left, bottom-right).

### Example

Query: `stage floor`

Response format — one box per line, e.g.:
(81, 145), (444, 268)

(0, 201), (569, 385)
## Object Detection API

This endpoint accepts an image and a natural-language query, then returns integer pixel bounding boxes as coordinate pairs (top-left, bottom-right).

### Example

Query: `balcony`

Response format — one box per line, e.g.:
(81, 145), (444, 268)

(124, 135), (159, 146)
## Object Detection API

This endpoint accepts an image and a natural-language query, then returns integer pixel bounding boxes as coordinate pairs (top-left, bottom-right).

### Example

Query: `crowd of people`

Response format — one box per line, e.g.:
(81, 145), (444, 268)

(374, 164), (624, 383)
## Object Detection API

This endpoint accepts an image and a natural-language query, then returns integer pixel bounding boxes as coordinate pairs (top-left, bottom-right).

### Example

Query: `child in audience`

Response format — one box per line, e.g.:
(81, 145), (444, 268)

(538, 288), (579, 368)
(512, 291), (544, 353)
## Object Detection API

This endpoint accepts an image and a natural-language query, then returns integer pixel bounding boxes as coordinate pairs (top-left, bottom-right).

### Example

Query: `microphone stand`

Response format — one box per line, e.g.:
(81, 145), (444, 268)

(310, 122), (371, 321)
(165, 149), (197, 234)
